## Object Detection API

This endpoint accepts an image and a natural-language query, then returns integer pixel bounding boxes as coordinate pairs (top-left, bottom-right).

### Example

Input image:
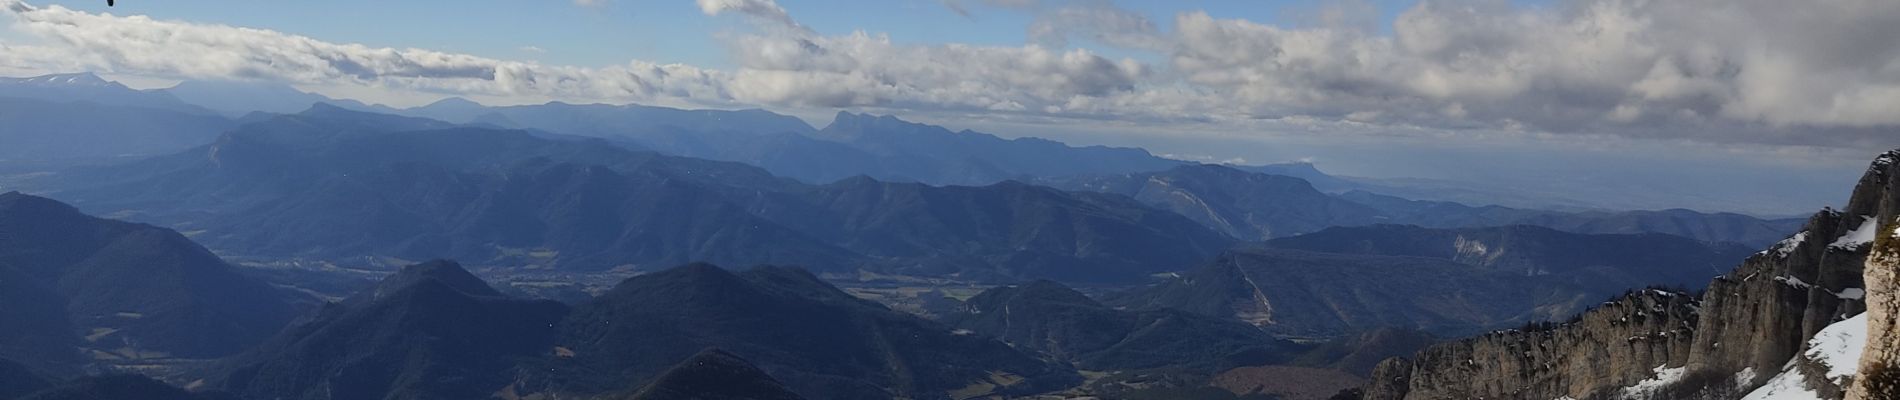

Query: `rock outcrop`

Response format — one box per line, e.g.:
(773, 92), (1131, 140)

(1851, 190), (1900, 399)
(1361, 290), (1699, 399)
(1366, 149), (1900, 400)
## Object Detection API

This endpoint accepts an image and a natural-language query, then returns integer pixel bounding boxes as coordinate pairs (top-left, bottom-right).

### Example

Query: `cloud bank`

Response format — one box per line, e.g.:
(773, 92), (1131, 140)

(2, 0), (1897, 148)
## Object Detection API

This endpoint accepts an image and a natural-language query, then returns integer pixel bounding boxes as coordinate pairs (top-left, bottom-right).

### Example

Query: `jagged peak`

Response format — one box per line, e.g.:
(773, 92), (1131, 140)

(1842, 148), (1900, 218)
(1872, 148), (1900, 172)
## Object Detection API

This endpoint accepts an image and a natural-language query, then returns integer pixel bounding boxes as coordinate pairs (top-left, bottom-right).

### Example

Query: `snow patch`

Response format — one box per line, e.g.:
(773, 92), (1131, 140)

(1742, 360), (1823, 400)
(1804, 312), (1869, 385)
(1619, 364), (1687, 398)
(1774, 275), (1814, 289)
(1836, 288), (1866, 300)
(1739, 312), (1869, 399)
(1830, 216), (1877, 250)
(1762, 231), (1809, 257)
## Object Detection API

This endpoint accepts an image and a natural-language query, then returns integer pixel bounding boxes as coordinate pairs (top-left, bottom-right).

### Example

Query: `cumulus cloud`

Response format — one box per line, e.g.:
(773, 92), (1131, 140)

(721, 31), (1144, 110)
(692, 0), (1146, 110)
(1013, 0), (1900, 146)
(2, 0), (1898, 148)
(0, 1), (733, 104)
(696, 0), (803, 31)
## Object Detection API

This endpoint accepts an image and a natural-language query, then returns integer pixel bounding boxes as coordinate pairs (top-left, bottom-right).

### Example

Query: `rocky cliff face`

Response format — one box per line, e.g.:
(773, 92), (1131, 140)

(1367, 150), (1900, 400)
(1361, 290), (1699, 399)
(1851, 205), (1900, 399)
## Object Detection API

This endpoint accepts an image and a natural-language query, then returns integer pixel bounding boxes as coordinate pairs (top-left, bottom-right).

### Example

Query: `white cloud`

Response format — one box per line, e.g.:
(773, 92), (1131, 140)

(0, 1), (734, 105)
(2, 0), (1898, 148)
(695, 0), (802, 31)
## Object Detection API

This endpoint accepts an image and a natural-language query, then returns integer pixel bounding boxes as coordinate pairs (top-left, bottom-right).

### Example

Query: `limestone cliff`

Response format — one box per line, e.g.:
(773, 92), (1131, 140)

(1367, 150), (1900, 400)
(1850, 211), (1899, 399)
(1360, 290), (1699, 399)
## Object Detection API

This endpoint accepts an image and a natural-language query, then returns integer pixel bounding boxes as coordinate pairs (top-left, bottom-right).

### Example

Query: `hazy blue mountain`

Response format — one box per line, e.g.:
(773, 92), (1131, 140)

(41, 107), (847, 271)
(0, 73), (214, 115)
(1232, 162), (1364, 192)
(401, 101), (1186, 185)
(1106, 249), (1601, 337)
(399, 97), (491, 122)
(0, 192), (296, 368)
(34, 106), (1225, 281)
(743, 177), (1234, 282)
(811, 112), (1183, 185)
(164, 79), (402, 116)
(0, 97), (232, 164)
(944, 280), (1306, 372)
(1262, 224), (1754, 290)
(414, 100), (815, 138)
(1048, 164), (1385, 240)
(212, 260), (568, 400)
(1050, 163), (1799, 247)
(534, 263), (1079, 400)
(1340, 190), (1807, 247)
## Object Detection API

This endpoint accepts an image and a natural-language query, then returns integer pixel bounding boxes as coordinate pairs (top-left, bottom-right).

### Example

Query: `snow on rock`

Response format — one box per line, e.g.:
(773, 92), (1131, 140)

(1831, 216), (1877, 250)
(1776, 275), (1815, 289)
(1763, 231), (1810, 257)
(1743, 360), (1823, 400)
(1803, 312), (1869, 385)
(1739, 313), (1869, 400)
(1619, 364), (1687, 398)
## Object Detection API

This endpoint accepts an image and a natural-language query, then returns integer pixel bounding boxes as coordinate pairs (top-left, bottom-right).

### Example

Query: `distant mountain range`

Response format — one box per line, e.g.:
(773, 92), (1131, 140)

(1103, 222), (1757, 338)
(1045, 164), (1386, 240)
(1261, 224), (1756, 290)
(21, 103), (1797, 283)
(1340, 190), (1806, 247)
(0, 73), (215, 115)
(1107, 249), (1600, 337)
(34, 106), (1230, 282)
(0, 97), (232, 165)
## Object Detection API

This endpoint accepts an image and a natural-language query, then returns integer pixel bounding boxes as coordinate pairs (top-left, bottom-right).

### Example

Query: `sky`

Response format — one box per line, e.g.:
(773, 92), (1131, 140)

(0, 0), (1896, 215)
